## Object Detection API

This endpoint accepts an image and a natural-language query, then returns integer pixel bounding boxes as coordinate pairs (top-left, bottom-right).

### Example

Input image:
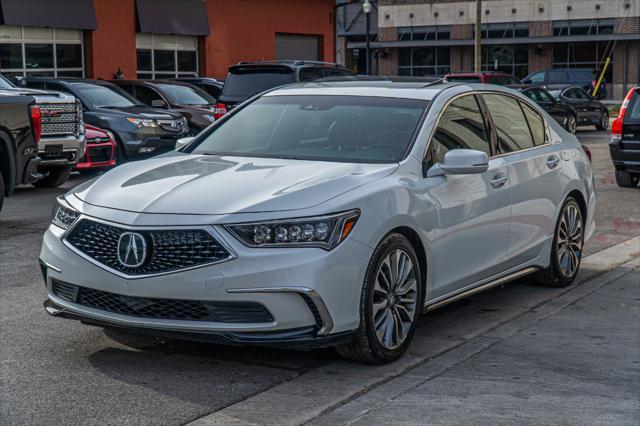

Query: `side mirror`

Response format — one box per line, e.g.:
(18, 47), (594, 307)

(151, 99), (167, 108)
(427, 149), (489, 177)
(175, 137), (194, 150)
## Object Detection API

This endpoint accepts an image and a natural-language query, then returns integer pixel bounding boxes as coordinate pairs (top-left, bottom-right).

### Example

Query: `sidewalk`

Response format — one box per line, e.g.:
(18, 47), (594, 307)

(312, 261), (639, 425)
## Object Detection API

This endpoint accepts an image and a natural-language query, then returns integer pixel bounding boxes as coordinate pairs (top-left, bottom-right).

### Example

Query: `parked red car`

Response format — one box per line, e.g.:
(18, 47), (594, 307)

(444, 71), (521, 85)
(75, 124), (116, 171)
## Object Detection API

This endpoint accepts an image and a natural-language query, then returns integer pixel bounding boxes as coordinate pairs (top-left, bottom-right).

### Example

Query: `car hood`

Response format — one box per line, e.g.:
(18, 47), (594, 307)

(94, 105), (182, 119)
(73, 153), (397, 214)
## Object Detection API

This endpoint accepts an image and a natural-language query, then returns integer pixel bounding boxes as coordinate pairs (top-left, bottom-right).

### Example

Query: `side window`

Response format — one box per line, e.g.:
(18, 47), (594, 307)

(563, 88), (577, 99)
(574, 88), (590, 100)
(520, 102), (546, 146)
(135, 86), (164, 106)
(483, 94), (535, 153)
(548, 70), (566, 84)
(523, 89), (541, 102)
(539, 89), (555, 103)
(528, 72), (544, 83)
(429, 95), (491, 164)
(300, 68), (324, 82)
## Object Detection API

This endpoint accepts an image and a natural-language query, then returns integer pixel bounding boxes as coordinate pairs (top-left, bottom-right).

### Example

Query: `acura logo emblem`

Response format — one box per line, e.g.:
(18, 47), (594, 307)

(117, 232), (147, 268)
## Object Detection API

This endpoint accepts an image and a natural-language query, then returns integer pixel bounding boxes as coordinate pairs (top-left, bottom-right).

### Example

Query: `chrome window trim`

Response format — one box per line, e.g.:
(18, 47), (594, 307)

(422, 89), (553, 164)
(61, 214), (238, 280)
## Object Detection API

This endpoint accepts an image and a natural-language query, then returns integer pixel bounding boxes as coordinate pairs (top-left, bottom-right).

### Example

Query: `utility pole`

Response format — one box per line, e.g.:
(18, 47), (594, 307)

(474, 0), (482, 72)
(363, 0), (372, 75)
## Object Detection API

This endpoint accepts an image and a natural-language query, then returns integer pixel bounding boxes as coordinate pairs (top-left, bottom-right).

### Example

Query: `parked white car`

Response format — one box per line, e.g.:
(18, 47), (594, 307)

(40, 82), (595, 363)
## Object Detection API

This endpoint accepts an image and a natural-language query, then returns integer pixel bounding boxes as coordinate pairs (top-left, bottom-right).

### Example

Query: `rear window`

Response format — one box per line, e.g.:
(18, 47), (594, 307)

(445, 76), (481, 83)
(222, 69), (294, 98)
(628, 89), (640, 120)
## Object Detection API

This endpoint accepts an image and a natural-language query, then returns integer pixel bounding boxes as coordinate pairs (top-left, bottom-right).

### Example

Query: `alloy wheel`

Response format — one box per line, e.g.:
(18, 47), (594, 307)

(556, 204), (583, 278)
(601, 112), (609, 130)
(372, 249), (418, 350)
(567, 116), (577, 134)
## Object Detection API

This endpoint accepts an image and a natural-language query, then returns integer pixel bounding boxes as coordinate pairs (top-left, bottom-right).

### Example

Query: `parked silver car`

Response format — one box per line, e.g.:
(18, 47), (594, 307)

(40, 82), (595, 363)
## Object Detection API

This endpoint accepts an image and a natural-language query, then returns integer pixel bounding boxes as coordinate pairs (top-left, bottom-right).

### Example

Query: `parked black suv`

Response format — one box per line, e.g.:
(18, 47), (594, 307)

(610, 86), (640, 188)
(0, 90), (41, 211)
(216, 61), (354, 118)
(112, 80), (217, 135)
(522, 68), (607, 99)
(171, 77), (224, 101)
(25, 78), (188, 162)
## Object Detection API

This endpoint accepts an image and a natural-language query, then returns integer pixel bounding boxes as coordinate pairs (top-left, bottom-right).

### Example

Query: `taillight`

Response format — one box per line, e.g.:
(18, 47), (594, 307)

(30, 105), (41, 143)
(213, 103), (227, 120)
(581, 144), (592, 162)
(612, 87), (635, 136)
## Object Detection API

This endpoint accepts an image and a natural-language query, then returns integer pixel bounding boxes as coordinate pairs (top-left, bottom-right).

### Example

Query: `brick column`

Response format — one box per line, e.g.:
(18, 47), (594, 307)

(612, 17), (639, 98)
(377, 26), (398, 76)
(527, 20), (552, 73)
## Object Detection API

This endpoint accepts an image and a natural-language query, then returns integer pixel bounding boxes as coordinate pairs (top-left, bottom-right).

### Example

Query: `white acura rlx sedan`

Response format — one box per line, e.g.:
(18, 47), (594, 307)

(40, 82), (595, 363)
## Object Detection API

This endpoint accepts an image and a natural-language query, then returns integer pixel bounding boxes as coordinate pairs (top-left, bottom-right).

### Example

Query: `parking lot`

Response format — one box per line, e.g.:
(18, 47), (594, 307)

(1, 129), (639, 425)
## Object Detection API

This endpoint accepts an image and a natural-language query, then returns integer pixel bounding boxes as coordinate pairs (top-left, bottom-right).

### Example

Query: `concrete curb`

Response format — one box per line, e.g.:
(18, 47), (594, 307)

(189, 237), (640, 426)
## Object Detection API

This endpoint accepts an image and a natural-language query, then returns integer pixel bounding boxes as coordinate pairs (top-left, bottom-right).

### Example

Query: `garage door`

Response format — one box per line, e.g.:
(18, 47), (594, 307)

(275, 34), (319, 61)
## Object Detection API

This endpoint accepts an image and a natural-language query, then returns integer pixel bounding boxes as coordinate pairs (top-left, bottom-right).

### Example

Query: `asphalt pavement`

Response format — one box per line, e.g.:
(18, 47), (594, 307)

(1, 129), (638, 425)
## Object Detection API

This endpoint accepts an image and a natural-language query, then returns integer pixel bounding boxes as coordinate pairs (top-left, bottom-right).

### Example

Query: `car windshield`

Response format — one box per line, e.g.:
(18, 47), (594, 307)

(156, 83), (215, 105)
(222, 69), (294, 97)
(445, 76), (481, 83)
(189, 95), (428, 163)
(74, 83), (141, 108)
(0, 74), (15, 89)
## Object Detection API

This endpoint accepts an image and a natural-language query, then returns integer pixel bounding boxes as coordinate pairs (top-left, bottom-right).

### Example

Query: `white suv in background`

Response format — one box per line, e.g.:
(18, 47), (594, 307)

(40, 82), (595, 364)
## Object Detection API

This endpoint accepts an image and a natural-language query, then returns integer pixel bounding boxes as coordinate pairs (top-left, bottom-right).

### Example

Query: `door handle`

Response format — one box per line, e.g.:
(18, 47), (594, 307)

(490, 173), (508, 188)
(547, 155), (560, 169)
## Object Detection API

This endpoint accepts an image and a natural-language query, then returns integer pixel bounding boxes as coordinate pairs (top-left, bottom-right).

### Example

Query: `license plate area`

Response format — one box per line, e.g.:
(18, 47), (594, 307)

(45, 144), (64, 158)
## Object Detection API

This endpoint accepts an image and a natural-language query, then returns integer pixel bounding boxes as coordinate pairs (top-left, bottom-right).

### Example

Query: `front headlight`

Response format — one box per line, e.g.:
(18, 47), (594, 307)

(51, 198), (79, 230)
(225, 210), (360, 250)
(126, 117), (158, 128)
(202, 114), (216, 123)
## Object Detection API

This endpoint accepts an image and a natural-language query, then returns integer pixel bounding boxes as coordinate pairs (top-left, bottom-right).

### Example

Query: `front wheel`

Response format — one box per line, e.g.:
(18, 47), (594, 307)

(336, 233), (422, 364)
(565, 115), (577, 134)
(595, 111), (609, 131)
(32, 165), (72, 188)
(534, 197), (584, 287)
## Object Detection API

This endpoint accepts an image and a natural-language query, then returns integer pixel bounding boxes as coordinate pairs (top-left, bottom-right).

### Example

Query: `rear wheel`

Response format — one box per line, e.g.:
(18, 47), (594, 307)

(615, 170), (640, 188)
(534, 197), (584, 287)
(336, 233), (422, 364)
(595, 111), (609, 131)
(32, 165), (72, 188)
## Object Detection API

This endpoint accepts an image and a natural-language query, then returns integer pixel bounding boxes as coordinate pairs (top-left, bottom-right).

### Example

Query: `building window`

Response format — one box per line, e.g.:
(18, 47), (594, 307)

(553, 42), (612, 82)
(398, 47), (450, 76)
(474, 22), (529, 39)
(553, 19), (614, 36)
(0, 26), (84, 78)
(482, 45), (529, 79)
(398, 26), (451, 41)
(136, 33), (198, 79)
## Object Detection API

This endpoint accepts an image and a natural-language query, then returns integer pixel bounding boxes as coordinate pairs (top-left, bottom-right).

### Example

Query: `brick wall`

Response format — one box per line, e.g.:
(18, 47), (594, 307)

(451, 23), (472, 40)
(377, 26), (398, 75)
(615, 16), (640, 35)
(450, 46), (473, 72)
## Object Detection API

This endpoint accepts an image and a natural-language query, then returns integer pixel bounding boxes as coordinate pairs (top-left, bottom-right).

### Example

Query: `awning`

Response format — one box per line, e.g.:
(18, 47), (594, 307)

(136, 0), (210, 36)
(0, 0), (97, 30)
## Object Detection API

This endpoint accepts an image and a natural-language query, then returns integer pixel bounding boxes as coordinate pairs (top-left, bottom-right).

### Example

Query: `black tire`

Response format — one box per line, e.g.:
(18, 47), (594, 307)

(615, 170), (640, 188)
(595, 111), (609, 131)
(32, 165), (72, 188)
(534, 197), (584, 288)
(0, 172), (4, 212)
(336, 233), (423, 364)
(565, 114), (577, 134)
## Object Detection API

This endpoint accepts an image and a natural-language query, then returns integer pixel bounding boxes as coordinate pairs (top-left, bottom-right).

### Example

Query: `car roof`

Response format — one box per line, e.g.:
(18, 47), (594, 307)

(230, 60), (348, 71)
(263, 81), (522, 101)
(446, 71), (514, 77)
(27, 77), (115, 86)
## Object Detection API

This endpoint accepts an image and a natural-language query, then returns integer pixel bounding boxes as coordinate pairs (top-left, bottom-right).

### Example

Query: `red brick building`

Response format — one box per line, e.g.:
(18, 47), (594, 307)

(0, 0), (335, 81)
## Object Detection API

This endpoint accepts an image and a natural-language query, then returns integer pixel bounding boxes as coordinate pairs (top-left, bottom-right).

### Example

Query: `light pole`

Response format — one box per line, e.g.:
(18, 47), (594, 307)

(363, 0), (372, 75)
(474, 0), (482, 73)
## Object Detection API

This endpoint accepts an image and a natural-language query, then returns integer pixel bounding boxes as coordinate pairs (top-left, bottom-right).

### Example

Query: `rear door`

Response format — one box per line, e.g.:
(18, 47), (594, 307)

(481, 93), (560, 267)
(425, 94), (511, 298)
(623, 88), (640, 150)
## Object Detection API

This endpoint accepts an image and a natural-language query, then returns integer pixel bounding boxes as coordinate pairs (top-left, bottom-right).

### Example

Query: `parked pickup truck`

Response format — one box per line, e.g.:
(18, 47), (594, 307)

(1, 75), (84, 187)
(0, 91), (41, 211)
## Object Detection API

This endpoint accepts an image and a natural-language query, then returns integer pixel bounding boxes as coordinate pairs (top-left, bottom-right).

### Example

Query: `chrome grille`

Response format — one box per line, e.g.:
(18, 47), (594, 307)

(65, 219), (232, 276)
(52, 281), (274, 323)
(38, 102), (79, 136)
(157, 119), (185, 133)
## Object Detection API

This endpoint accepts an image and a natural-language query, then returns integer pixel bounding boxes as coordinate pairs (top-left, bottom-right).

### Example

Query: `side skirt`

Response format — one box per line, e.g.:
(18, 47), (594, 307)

(424, 266), (540, 312)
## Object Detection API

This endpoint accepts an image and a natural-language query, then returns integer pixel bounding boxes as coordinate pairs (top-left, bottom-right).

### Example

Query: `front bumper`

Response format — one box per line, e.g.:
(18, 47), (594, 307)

(38, 135), (85, 166)
(118, 128), (188, 158)
(39, 218), (372, 344)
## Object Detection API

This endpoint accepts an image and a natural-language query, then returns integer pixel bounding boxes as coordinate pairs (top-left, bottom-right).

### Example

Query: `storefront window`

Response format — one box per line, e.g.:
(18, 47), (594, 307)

(553, 19), (614, 36)
(398, 47), (450, 77)
(0, 26), (84, 77)
(553, 41), (612, 82)
(136, 33), (198, 79)
(482, 46), (529, 79)
(398, 26), (450, 41)
(474, 22), (529, 39)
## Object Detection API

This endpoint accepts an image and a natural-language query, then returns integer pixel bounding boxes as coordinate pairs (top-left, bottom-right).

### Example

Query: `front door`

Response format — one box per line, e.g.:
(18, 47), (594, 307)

(424, 94), (511, 299)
